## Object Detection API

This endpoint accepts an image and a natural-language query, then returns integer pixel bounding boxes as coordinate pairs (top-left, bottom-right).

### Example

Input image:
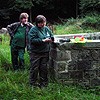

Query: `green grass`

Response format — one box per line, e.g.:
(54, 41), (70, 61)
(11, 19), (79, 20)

(0, 36), (100, 100)
(55, 24), (99, 35)
(0, 68), (100, 100)
(0, 21), (100, 99)
(53, 17), (100, 35)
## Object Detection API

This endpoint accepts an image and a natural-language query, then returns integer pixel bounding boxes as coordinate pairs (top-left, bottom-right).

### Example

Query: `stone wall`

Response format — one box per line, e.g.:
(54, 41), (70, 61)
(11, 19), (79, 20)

(49, 33), (100, 87)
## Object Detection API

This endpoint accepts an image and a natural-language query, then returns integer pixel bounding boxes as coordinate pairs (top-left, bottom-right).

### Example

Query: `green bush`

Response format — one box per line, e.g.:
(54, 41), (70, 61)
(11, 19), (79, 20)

(82, 13), (100, 30)
(54, 16), (99, 35)
(80, 0), (100, 15)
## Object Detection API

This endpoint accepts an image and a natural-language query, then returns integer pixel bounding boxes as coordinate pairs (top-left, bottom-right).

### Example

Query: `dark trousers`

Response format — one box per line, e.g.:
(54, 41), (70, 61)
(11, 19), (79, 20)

(29, 52), (49, 86)
(11, 46), (25, 70)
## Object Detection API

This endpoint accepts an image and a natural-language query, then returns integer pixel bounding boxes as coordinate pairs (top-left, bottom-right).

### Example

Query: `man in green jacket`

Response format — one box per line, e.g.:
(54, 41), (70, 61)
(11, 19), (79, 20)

(7, 13), (33, 71)
(28, 15), (54, 88)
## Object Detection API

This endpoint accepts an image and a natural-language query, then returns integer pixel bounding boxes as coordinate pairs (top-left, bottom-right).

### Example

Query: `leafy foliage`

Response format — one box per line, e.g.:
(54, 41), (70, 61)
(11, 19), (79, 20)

(80, 0), (100, 15)
(0, 0), (15, 28)
(32, 0), (53, 8)
(82, 13), (100, 30)
(15, 0), (33, 9)
(0, 0), (15, 19)
(54, 16), (99, 35)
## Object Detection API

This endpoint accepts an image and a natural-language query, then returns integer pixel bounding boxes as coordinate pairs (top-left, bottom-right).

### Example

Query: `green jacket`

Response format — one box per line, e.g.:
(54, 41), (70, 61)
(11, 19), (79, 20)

(28, 26), (54, 53)
(7, 22), (33, 47)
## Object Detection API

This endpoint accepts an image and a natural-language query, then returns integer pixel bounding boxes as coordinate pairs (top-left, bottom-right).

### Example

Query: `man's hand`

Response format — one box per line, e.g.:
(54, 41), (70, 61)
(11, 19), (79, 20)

(42, 38), (53, 43)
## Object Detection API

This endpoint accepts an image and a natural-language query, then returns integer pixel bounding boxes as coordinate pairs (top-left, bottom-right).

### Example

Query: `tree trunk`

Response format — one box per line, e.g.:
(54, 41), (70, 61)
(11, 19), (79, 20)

(29, 8), (32, 23)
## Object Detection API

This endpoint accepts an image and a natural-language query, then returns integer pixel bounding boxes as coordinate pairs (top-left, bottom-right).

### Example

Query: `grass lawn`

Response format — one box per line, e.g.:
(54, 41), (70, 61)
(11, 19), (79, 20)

(0, 68), (100, 100)
(0, 34), (100, 100)
(0, 16), (100, 99)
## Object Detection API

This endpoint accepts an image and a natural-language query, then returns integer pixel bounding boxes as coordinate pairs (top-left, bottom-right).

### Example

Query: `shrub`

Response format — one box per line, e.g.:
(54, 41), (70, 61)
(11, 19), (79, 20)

(80, 0), (100, 15)
(82, 13), (100, 30)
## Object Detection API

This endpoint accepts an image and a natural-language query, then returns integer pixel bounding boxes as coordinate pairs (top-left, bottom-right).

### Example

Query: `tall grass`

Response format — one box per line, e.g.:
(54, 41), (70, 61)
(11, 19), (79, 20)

(54, 15), (100, 35)
(0, 34), (30, 70)
(0, 70), (100, 100)
(0, 27), (100, 99)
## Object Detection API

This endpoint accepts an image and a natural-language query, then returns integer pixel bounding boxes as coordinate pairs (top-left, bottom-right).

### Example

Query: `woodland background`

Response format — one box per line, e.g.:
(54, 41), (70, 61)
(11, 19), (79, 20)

(0, 0), (100, 28)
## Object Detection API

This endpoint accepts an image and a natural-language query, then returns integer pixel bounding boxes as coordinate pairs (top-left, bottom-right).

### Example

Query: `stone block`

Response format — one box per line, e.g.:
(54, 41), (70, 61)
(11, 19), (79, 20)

(90, 78), (100, 86)
(92, 61), (100, 70)
(58, 71), (69, 79)
(78, 79), (90, 87)
(59, 79), (74, 85)
(57, 61), (67, 71)
(77, 59), (91, 70)
(56, 50), (71, 61)
(71, 50), (79, 61)
(97, 70), (100, 77)
(0, 28), (8, 34)
(90, 50), (100, 60)
(69, 70), (83, 79)
(71, 49), (94, 61)
(68, 60), (78, 70)
(84, 70), (97, 79)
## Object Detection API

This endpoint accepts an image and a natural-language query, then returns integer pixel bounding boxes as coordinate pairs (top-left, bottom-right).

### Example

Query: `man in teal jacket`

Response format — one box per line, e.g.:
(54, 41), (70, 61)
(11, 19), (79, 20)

(28, 15), (54, 88)
(7, 13), (33, 71)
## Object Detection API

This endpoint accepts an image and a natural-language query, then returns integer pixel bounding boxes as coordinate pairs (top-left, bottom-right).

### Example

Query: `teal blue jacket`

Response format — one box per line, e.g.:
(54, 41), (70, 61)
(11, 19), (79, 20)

(28, 26), (54, 53)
